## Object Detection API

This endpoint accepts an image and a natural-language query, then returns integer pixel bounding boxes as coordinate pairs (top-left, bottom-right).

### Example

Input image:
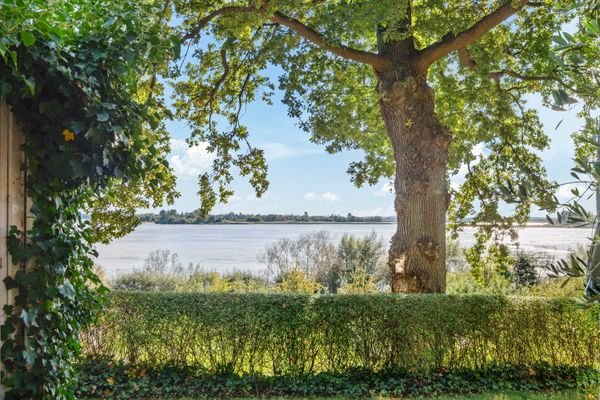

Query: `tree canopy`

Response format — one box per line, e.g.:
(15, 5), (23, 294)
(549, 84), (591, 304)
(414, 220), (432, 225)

(169, 0), (596, 292)
(172, 0), (575, 226)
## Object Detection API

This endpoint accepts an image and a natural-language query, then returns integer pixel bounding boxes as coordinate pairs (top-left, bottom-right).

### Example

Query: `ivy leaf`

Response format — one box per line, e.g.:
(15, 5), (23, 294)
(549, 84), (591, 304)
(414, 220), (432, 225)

(20, 309), (39, 328)
(58, 281), (76, 300)
(22, 349), (37, 366)
(20, 31), (36, 47)
(97, 112), (110, 122)
(24, 77), (36, 95)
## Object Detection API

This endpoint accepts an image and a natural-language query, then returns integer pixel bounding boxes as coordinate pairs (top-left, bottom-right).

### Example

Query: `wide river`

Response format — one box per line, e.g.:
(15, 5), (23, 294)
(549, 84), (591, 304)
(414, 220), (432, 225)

(95, 223), (591, 276)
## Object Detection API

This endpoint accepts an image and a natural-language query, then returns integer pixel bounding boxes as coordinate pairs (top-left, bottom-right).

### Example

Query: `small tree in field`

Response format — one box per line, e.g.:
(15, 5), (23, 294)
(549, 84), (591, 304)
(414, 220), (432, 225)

(172, 1), (587, 292)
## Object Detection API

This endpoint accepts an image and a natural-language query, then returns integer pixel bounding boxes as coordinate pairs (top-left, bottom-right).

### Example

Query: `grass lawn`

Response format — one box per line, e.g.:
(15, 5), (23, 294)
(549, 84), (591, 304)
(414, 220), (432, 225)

(163, 389), (600, 399)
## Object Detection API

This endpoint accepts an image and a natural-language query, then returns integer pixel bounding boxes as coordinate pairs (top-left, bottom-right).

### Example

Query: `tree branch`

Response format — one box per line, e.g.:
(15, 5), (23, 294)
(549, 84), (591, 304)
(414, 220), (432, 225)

(183, 5), (391, 70)
(489, 69), (558, 82)
(415, 0), (535, 72)
(270, 11), (390, 70)
(183, 6), (257, 41)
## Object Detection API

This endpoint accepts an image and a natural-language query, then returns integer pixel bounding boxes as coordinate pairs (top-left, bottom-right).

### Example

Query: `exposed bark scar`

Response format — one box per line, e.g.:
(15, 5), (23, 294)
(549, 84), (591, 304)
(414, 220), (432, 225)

(416, 236), (439, 263)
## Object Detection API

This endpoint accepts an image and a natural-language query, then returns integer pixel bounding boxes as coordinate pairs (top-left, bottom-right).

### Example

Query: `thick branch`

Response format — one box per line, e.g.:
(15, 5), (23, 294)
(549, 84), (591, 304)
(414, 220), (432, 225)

(184, 5), (391, 70)
(415, 0), (534, 72)
(271, 12), (390, 70)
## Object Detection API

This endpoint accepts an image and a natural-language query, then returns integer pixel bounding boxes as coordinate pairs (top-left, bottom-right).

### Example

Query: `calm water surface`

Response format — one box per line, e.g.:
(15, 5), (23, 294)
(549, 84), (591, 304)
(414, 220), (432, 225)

(95, 223), (591, 276)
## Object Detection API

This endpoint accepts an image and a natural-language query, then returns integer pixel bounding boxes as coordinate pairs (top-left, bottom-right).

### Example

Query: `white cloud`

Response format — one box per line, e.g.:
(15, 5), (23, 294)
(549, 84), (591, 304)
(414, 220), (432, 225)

(304, 192), (320, 200)
(374, 182), (394, 196)
(451, 143), (485, 190)
(170, 142), (214, 177)
(351, 206), (395, 217)
(170, 138), (190, 151)
(228, 193), (271, 203)
(261, 142), (322, 160)
(555, 183), (589, 203)
(304, 192), (340, 202)
(322, 192), (340, 202)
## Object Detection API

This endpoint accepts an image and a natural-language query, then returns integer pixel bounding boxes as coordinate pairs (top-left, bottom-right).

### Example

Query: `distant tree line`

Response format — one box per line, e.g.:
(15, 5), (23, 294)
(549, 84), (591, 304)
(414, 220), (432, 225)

(138, 210), (394, 224)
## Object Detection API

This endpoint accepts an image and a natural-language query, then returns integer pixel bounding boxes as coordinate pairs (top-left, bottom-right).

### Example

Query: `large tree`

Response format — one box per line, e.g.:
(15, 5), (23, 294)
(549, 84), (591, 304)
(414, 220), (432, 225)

(172, 0), (580, 292)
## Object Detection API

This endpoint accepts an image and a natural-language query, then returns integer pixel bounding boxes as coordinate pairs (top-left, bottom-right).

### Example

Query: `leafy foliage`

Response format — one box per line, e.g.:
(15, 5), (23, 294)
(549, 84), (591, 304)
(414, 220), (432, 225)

(110, 249), (271, 293)
(541, 1), (600, 301)
(76, 360), (600, 399)
(0, 0), (178, 398)
(170, 0), (582, 237)
(259, 231), (387, 293)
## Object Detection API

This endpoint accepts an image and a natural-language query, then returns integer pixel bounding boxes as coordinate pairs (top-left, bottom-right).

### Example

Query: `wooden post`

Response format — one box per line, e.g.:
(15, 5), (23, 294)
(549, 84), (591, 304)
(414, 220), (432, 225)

(0, 99), (27, 397)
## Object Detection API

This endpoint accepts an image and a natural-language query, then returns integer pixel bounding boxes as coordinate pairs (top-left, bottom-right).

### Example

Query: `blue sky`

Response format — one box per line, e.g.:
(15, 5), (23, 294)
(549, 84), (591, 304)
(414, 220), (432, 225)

(161, 80), (586, 217)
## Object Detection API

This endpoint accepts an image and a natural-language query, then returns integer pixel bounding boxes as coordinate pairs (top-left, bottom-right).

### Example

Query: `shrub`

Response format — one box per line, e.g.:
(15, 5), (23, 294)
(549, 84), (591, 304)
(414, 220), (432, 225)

(337, 232), (387, 287)
(446, 238), (468, 272)
(81, 292), (599, 376)
(258, 231), (338, 285)
(276, 271), (323, 294)
(110, 270), (182, 291)
(258, 231), (387, 293)
(111, 250), (270, 293)
(337, 268), (380, 294)
(512, 253), (542, 288)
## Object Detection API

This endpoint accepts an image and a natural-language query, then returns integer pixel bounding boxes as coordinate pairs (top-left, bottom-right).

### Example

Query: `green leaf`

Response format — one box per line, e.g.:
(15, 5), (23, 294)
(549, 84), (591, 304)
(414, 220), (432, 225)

(20, 31), (36, 47)
(20, 309), (39, 328)
(24, 77), (36, 95)
(22, 349), (37, 365)
(97, 112), (110, 122)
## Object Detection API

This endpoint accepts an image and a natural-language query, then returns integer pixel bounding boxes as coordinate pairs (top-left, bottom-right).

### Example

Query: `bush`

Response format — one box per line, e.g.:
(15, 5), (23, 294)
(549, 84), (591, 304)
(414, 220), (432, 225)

(512, 253), (542, 287)
(337, 232), (387, 289)
(81, 292), (599, 376)
(258, 231), (387, 293)
(111, 250), (270, 292)
(258, 231), (338, 285)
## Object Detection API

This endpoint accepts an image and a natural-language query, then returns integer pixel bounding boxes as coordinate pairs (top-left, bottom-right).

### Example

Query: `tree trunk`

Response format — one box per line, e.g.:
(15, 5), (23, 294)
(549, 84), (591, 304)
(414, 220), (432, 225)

(378, 71), (451, 293)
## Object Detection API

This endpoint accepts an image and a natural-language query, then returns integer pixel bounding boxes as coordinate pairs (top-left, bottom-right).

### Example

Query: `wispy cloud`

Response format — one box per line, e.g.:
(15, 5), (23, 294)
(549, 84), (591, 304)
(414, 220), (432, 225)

(261, 142), (322, 160)
(351, 206), (395, 217)
(304, 192), (340, 202)
(322, 192), (340, 202)
(555, 183), (589, 203)
(374, 182), (394, 196)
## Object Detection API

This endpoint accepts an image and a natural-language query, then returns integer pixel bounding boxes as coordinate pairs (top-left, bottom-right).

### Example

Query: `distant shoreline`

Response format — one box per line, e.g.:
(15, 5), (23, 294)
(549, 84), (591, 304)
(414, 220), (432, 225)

(141, 221), (587, 228)
(145, 221), (397, 225)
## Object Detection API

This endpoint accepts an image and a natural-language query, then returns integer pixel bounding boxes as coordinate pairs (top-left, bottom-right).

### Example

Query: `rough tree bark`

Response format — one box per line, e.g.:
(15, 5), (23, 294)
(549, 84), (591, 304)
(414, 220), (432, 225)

(371, 9), (453, 291)
(378, 61), (451, 293)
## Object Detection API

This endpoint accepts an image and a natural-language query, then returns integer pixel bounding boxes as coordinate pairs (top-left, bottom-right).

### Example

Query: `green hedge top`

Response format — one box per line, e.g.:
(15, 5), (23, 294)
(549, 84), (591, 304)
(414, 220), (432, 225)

(82, 292), (599, 375)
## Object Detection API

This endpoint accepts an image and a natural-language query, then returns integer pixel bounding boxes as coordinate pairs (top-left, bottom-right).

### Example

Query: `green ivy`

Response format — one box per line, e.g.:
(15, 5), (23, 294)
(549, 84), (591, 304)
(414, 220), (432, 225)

(76, 361), (600, 399)
(0, 1), (179, 398)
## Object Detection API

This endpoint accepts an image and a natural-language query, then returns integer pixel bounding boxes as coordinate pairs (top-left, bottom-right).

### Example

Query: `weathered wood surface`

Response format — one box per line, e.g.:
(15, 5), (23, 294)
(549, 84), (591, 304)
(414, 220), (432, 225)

(0, 99), (27, 396)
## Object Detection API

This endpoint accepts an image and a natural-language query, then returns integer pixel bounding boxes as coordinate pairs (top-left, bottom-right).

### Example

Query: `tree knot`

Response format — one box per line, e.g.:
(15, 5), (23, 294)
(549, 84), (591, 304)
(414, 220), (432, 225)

(416, 237), (439, 263)
(381, 76), (418, 103)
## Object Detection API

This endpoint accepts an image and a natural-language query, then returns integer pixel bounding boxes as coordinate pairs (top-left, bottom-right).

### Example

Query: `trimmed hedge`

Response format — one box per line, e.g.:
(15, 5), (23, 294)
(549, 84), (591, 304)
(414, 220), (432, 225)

(81, 292), (599, 375)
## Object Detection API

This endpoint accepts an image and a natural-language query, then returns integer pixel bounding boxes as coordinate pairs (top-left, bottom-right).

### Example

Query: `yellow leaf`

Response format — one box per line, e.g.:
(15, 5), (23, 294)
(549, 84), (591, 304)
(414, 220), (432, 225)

(62, 129), (75, 142)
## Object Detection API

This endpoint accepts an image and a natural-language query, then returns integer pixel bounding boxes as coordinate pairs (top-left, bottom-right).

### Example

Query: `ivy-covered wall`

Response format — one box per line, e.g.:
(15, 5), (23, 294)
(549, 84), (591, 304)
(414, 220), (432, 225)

(0, 1), (179, 398)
